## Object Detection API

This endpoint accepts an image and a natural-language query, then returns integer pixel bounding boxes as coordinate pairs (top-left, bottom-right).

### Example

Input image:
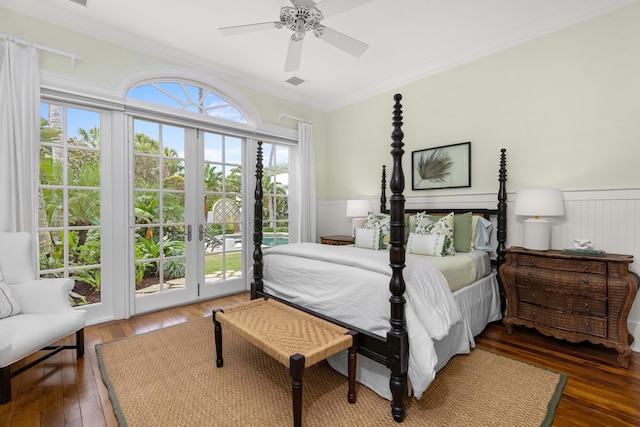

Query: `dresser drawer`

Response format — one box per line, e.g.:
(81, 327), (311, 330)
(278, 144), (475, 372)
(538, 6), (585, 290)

(519, 302), (607, 337)
(517, 285), (607, 316)
(516, 267), (607, 296)
(517, 254), (606, 275)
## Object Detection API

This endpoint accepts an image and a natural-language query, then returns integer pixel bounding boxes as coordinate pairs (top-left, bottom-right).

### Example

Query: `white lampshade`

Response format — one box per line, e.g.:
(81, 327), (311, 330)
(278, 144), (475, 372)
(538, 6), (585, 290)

(346, 199), (370, 237)
(515, 189), (565, 251)
(346, 199), (371, 218)
(514, 189), (565, 217)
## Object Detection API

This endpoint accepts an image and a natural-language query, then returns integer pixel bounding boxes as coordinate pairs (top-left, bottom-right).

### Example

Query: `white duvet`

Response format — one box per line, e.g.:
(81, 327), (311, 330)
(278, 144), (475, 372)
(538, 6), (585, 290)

(261, 242), (464, 399)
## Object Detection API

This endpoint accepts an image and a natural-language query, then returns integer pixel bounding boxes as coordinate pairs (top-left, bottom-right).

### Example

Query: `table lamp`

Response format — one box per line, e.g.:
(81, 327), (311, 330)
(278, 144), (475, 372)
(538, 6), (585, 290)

(346, 199), (371, 236)
(514, 189), (565, 251)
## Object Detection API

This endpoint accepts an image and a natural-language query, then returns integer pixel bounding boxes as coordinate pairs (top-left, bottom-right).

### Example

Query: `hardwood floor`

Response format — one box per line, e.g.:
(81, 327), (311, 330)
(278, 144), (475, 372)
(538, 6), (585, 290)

(2, 292), (639, 426)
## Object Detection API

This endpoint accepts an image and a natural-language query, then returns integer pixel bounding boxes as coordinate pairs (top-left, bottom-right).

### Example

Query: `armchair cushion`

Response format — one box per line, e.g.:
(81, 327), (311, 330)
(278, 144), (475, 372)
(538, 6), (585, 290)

(0, 280), (22, 319)
(0, 232), (37, 284)
(0, 232), (86, 369)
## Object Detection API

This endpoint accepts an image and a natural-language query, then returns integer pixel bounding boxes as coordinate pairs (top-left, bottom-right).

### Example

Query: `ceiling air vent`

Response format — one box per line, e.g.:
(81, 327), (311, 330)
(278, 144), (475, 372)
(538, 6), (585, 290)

(70, 0), (87, 6)
(285, 76), (305, 86)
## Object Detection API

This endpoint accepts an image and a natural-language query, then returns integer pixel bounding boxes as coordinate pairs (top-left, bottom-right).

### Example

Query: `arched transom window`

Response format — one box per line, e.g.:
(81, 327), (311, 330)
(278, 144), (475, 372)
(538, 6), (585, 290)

(127, 81), (246, 123)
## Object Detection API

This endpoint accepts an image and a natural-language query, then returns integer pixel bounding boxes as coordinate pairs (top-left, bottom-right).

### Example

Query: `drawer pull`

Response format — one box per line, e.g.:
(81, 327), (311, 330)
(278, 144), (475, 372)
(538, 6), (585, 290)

(529, 260), (536, 267)
(584, 302), (590, 309)
(584, 265), (590, 272)
(528, 272), (533, 279)
(530, 293), (536, 300)
(531, 311), (537, 319)
(582, 279), (589, 285)
(584, 322), (591, 331)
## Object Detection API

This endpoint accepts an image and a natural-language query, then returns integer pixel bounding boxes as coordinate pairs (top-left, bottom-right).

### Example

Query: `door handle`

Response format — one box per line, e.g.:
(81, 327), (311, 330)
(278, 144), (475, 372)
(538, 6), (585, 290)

(187, 224), (192, 241)
(199, 224), (204, 241)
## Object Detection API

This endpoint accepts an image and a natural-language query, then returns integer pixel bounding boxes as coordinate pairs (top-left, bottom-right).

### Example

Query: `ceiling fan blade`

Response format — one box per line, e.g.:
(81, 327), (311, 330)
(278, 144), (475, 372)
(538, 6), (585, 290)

(284, 37), (304, 72)
(290, 0), (317, 7)
(314, 26), (368, 57)
(315, 0), (373, 18)
(219, 22), (279, 36)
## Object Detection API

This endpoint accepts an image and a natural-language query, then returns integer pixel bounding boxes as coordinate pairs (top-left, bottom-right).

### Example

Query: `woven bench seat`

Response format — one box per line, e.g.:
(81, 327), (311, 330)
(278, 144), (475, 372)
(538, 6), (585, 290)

(213, 297), (358, 427)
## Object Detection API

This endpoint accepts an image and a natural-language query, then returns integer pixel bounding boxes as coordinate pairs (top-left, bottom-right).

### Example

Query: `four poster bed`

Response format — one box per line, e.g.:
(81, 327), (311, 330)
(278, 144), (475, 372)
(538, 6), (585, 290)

(250, 94), (508, 422)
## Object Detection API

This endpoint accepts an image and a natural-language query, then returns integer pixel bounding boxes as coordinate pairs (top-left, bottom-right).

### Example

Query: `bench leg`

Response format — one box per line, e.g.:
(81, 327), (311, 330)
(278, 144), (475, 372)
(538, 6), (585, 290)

(290, 353), (305, 427)
(347, 331), (359, 404)
(212, 309), (224, 368)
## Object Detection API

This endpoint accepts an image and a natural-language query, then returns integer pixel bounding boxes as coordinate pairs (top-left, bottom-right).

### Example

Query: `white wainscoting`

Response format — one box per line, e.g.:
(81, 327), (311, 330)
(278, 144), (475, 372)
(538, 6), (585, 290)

(317, 188), (640, 352)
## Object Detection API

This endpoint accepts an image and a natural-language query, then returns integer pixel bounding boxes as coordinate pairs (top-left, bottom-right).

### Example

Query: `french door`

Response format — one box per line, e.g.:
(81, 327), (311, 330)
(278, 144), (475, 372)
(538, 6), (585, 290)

(130, 118), (246, 314)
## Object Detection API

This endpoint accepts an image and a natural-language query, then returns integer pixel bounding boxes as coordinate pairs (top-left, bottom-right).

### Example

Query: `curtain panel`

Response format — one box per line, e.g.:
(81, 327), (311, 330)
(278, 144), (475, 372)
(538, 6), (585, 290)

(0, 41), (40, 234)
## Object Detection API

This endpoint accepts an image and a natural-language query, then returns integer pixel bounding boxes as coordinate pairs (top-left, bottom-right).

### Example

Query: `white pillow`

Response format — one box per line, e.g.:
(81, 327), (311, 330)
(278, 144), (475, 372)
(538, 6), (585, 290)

(0, 280), (22, 319)
(414, 212), (455, 256)
(354, 228), (383, 250)
(407, 232), (448, 257)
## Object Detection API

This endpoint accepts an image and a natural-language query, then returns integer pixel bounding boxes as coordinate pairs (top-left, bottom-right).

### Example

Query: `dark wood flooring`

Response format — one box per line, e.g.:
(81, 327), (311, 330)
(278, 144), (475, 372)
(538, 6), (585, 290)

(2, 292), (639, 426)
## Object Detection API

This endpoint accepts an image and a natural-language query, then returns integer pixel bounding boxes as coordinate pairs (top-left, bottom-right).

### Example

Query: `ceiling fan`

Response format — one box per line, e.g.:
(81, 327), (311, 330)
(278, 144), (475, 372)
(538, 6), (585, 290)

(219, 0), (372, 72)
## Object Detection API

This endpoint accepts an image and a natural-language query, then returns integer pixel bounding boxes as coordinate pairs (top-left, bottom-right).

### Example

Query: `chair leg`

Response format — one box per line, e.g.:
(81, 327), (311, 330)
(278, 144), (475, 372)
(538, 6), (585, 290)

(76, 329), (85, 359)
(1, 365), (11, 404)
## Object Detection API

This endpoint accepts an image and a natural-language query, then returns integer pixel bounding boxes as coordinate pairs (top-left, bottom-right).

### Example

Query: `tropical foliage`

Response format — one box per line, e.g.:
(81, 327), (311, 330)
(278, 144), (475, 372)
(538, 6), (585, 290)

(39, 109), (290, 305)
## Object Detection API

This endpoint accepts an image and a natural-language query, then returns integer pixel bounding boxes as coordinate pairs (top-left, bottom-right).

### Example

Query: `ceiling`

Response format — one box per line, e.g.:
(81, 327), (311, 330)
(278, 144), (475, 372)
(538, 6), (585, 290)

(1, 0), (637, 111)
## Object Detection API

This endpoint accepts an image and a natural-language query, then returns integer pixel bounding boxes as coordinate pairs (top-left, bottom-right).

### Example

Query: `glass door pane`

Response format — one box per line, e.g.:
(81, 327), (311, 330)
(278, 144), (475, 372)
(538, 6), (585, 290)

(200, 132), (245, 299)
(131, 120), (192, 313)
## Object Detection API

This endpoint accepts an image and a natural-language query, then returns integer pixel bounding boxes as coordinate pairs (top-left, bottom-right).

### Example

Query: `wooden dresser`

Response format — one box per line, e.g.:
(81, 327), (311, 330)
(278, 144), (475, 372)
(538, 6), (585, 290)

(320, 235), (355, 246)
(499, 247), (638, 367)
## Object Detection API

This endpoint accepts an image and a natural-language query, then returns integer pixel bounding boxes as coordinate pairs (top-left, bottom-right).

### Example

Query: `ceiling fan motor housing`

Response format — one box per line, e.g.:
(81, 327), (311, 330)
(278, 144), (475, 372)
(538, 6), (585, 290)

(280, 6), (324, 35)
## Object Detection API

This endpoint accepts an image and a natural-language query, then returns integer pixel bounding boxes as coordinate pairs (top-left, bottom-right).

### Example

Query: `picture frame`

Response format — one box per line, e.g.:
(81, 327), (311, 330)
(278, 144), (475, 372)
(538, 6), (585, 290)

(411, 142), (471, 190)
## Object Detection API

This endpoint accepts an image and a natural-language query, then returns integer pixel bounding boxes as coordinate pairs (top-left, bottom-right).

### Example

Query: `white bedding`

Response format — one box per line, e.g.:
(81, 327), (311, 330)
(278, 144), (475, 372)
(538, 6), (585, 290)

(327, 272), (501, 400)
(261, 242), (465, 399)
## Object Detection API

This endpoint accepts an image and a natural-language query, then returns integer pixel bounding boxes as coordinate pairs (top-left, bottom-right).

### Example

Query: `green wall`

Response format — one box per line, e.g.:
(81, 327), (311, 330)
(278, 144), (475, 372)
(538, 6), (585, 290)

(321, 3), (640, 199)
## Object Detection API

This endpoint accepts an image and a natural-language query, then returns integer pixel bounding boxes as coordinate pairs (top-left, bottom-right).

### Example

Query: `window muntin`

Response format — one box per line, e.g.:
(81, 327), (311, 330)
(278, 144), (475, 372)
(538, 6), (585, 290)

(38, 102), (102, 306)
(204, 132), (243, 282)
(133, 119), (187, 294)
(127, 82), (247, 123)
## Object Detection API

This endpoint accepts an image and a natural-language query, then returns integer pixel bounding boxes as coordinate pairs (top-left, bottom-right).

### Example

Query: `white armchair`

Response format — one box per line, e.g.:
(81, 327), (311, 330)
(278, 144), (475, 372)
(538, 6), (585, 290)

(0, 232), (86, 404)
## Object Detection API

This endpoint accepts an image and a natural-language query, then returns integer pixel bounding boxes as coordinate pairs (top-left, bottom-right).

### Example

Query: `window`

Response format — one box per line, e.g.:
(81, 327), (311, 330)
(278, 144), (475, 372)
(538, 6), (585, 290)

(38, 102), (102, 306)
(127, 82), (246, 123)
(261, 142), (290, 247)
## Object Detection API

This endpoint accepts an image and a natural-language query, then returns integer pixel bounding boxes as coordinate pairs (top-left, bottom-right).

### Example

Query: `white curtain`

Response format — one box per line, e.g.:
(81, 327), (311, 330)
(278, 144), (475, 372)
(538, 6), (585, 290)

(294, 121), (317, 243)
(0, 41), (40, 233)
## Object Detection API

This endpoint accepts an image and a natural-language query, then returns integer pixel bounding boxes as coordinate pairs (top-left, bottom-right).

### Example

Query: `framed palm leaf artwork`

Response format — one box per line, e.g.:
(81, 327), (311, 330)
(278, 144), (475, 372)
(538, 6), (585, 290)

(411, 142), (471, 190)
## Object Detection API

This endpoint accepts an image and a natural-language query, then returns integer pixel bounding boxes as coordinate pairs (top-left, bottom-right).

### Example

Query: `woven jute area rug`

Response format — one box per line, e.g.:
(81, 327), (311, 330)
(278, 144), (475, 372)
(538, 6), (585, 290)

(97, 317), (566, 427)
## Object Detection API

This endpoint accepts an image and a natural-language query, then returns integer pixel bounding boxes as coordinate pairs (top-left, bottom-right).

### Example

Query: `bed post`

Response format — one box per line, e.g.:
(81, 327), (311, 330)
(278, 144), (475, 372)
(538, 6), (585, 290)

(496, 148), (507, 314)
(386, 94), (408, 423)
(380, 165), (387, 213)
(250, 141), (264, 300)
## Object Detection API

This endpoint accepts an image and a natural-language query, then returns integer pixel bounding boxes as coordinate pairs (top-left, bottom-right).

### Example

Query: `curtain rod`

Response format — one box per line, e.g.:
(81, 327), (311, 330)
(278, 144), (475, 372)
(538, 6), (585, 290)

(1, 33), (82, 67)
(278, 113), (312, 124)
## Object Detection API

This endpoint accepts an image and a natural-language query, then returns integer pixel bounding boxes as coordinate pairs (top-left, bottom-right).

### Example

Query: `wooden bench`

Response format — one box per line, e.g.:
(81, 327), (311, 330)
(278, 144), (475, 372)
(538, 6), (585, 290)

(213, 297), (358, 427)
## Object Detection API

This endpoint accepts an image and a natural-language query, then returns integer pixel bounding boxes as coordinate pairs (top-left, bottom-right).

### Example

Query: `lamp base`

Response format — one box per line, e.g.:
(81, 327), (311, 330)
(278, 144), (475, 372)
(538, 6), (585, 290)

(523, 218), (552, 251)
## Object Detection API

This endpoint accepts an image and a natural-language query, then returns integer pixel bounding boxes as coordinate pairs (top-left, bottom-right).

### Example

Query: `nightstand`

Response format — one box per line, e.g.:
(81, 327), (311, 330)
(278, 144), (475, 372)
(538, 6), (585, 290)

(499, 247), (639, 367)
(320, 235), (355, 246)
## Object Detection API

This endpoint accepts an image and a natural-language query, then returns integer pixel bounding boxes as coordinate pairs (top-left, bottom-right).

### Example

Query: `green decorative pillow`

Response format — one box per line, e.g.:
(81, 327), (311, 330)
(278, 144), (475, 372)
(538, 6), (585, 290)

(444, 212), (473, 253)
(364, 212), (390, 249)
(407, 233), (448, 257)
(414, 212), (455, 256)
(354, 228), (384, 250)
(422, 212), (473, 253)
